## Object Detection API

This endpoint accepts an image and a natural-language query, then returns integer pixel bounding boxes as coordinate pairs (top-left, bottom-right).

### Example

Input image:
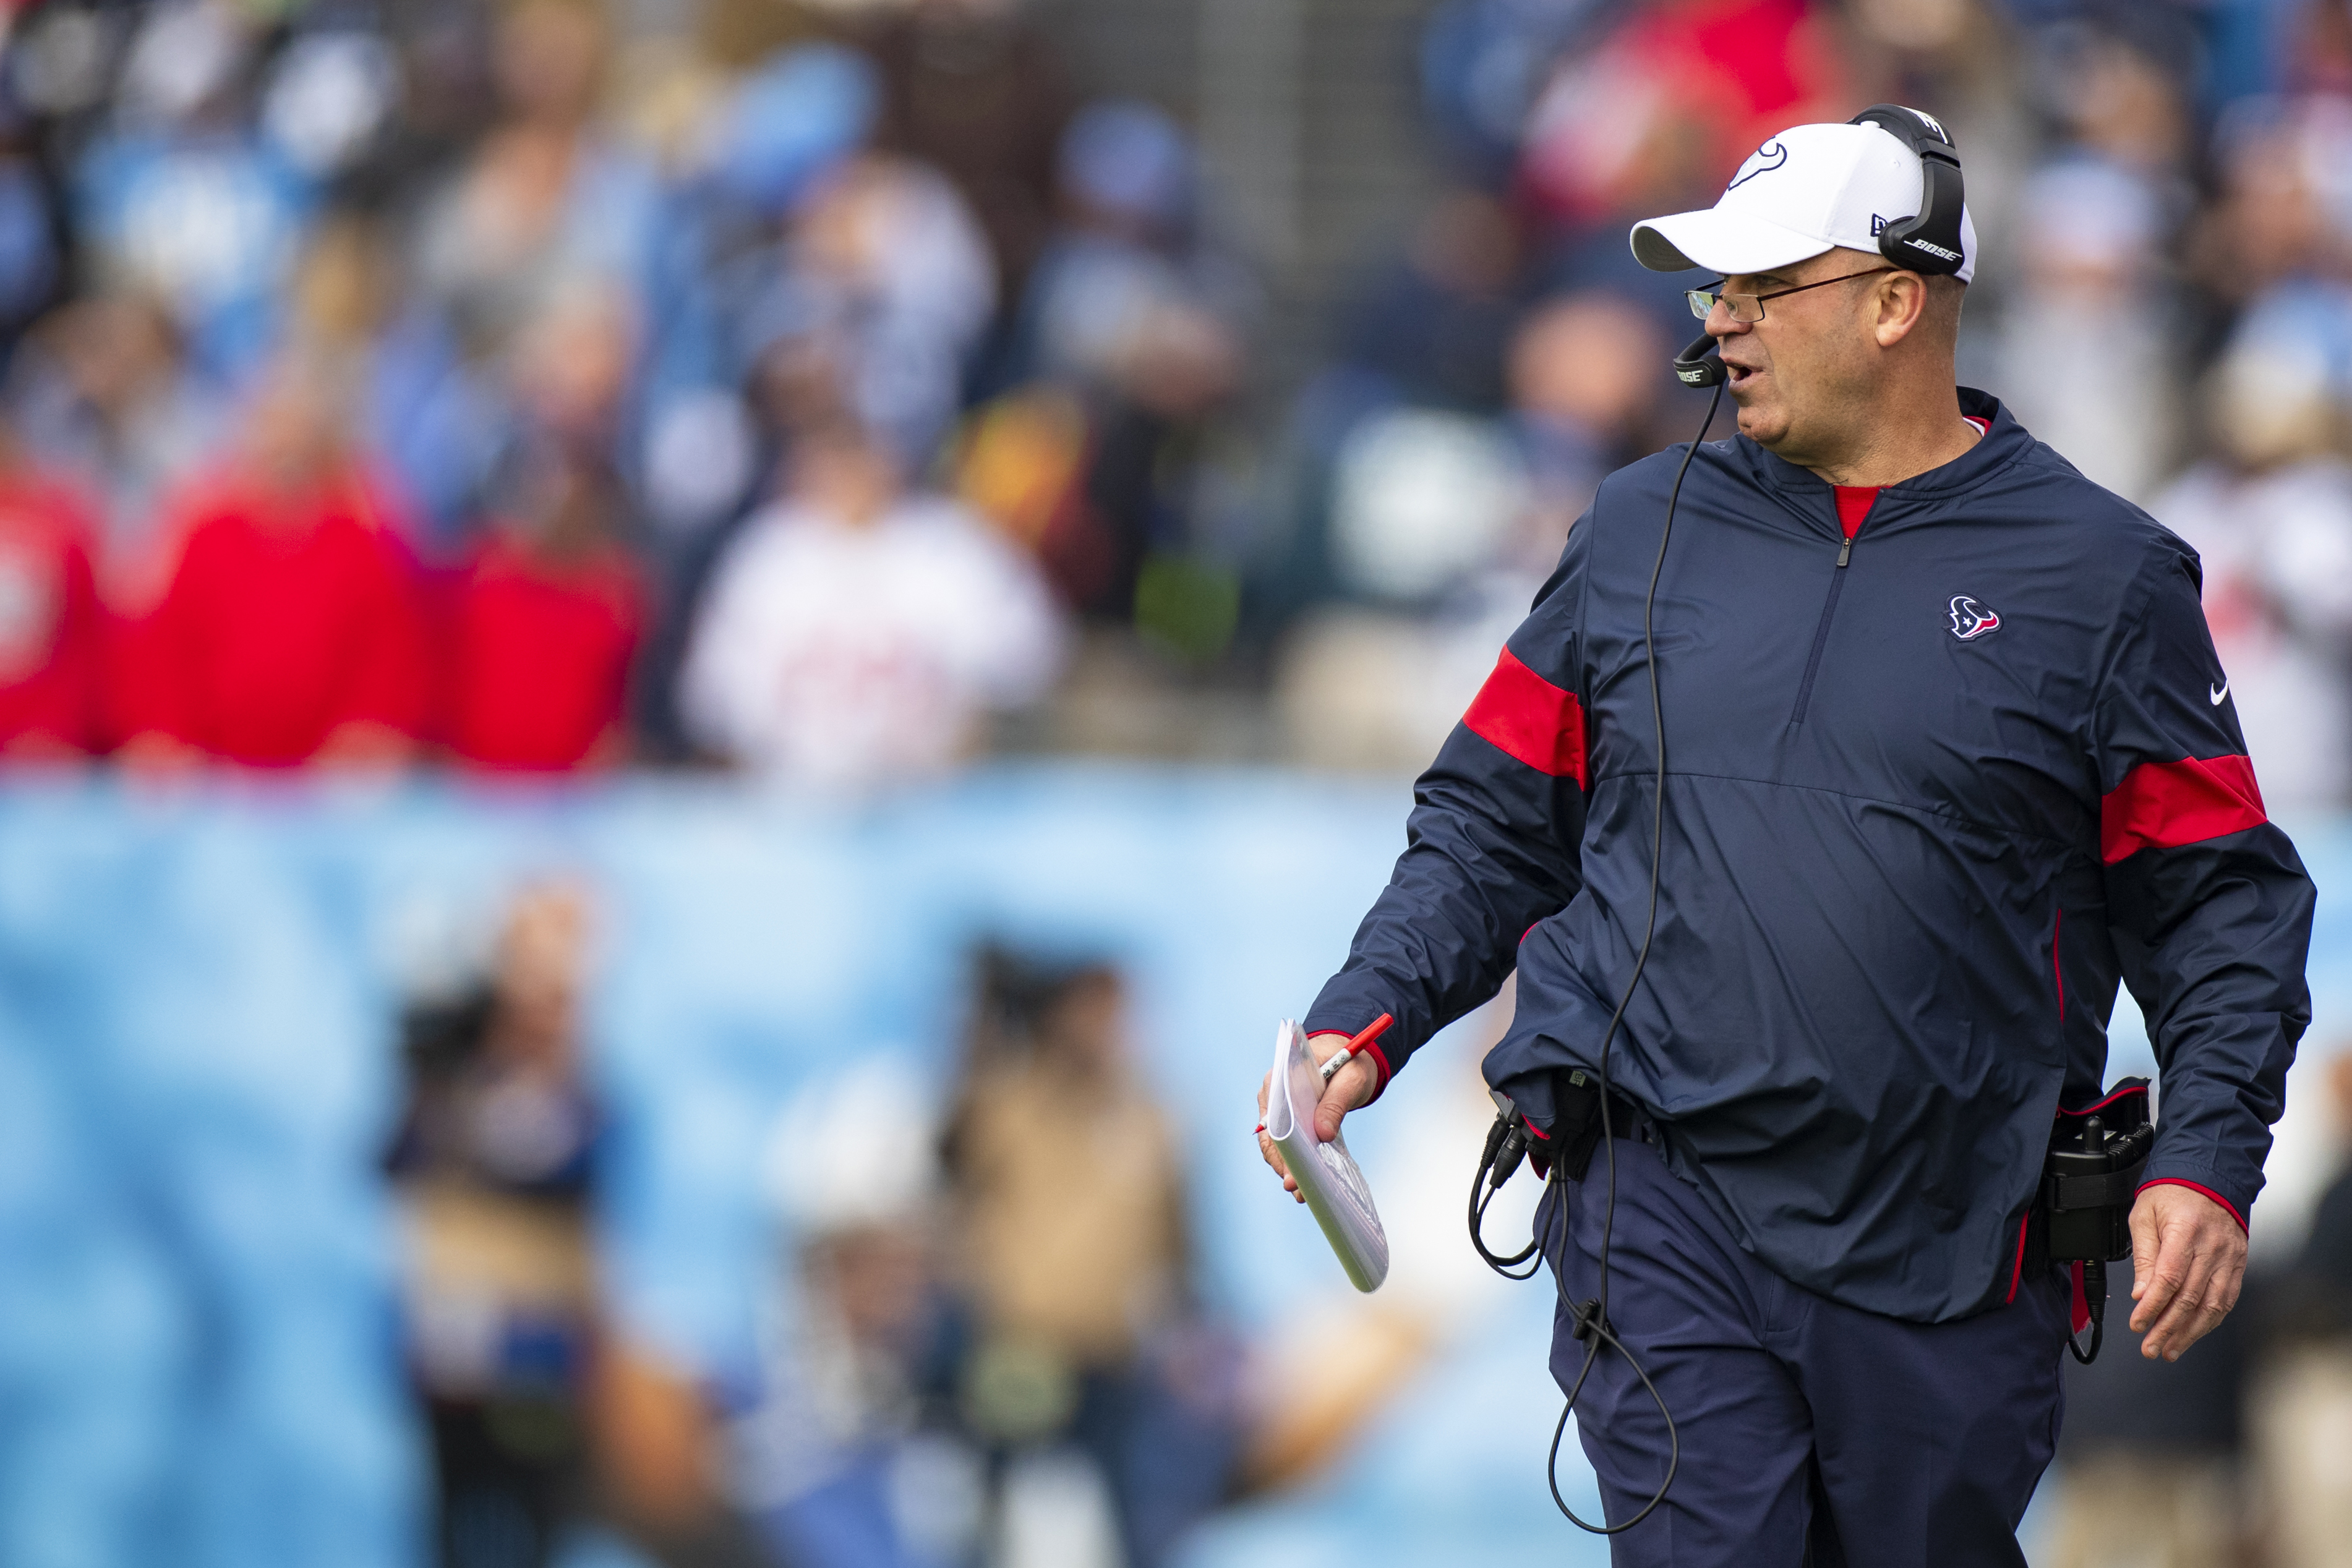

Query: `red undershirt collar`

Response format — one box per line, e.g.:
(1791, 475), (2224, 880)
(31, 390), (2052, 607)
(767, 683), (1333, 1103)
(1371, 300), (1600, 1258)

(1831, 416), (1990, 539)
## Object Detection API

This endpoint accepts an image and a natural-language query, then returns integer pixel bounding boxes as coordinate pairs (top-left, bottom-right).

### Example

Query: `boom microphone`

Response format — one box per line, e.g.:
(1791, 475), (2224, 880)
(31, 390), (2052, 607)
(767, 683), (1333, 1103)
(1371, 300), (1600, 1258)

(1673, 331), (1726, 388)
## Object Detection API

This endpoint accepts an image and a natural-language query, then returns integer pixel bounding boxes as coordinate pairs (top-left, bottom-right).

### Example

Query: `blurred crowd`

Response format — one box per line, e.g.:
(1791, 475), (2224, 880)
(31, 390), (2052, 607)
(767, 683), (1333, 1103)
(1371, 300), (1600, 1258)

(0, 0), (2346, 795)
(0, 0), (1239, 789)
(392, 910), (1254, 1568)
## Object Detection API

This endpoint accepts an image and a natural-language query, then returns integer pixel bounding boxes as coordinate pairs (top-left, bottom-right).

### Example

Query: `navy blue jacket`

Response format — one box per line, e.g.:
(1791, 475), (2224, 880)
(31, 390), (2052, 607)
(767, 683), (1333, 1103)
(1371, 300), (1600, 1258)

(1307, 390), (2316, 1323)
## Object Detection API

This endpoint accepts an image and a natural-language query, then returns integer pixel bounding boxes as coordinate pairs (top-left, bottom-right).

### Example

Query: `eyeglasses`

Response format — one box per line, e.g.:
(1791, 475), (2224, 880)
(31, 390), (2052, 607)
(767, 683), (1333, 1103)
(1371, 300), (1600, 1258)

(1685, 267), (1897, 324)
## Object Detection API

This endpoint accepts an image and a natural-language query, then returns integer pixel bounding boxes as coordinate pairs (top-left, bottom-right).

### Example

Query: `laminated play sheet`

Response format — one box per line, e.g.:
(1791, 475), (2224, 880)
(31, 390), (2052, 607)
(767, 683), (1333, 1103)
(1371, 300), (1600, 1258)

(1265, 1018), (1390, 1292)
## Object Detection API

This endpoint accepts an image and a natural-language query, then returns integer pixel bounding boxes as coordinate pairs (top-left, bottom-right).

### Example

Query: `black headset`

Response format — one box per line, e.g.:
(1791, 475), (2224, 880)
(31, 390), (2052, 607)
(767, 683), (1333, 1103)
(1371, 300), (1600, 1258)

(1674, 103), (1967, 387)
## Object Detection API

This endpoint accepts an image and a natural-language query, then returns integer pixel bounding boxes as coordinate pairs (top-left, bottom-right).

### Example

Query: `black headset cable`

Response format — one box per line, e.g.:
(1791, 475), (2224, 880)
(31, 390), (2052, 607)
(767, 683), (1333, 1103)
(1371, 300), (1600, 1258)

(1537, 377), (1722, 1535)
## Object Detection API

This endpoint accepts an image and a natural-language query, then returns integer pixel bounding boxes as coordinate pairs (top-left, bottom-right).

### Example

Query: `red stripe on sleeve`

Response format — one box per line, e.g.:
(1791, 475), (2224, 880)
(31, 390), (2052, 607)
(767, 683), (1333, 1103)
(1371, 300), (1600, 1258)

(2099, 753), (2266, 864)
(1463, 647), (1586, 783)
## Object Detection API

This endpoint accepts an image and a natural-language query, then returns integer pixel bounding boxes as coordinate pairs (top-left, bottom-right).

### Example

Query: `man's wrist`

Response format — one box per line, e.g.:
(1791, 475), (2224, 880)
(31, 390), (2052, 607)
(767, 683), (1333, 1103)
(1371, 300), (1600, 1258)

(1307, 1028), (1394, 1102)
(2136, 1176), (2249, 1234)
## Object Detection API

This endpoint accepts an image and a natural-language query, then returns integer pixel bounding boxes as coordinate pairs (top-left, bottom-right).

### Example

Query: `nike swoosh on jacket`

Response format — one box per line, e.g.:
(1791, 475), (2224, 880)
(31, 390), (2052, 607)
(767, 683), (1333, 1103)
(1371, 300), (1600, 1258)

(1307, 390), (2316, 1323)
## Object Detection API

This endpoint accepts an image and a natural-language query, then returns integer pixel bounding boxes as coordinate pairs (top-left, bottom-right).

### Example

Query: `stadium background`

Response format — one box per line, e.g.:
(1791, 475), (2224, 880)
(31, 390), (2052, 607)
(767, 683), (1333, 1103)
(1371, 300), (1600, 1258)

(6, 1), (2352, 1565)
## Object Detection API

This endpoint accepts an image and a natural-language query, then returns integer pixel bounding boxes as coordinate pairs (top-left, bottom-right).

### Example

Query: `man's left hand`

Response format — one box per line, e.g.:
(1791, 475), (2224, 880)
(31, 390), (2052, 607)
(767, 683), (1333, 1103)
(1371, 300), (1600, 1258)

(2126, 1184), (2247, 1361)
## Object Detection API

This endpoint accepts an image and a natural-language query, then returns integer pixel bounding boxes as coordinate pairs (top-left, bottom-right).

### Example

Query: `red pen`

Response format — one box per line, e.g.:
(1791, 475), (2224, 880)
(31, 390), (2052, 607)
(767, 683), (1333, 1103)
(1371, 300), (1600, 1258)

(1317, 1012), (1395, 1084)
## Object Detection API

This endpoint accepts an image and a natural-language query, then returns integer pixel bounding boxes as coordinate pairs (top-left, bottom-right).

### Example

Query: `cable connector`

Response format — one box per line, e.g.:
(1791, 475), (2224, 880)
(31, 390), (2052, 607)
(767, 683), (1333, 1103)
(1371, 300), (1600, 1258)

(1469, 1102), (1540, 1276)
(1488, 1122), (1531, 1196)
(1570, 1298), (1612, 1344)
(1478, 1107), (1512, 1168)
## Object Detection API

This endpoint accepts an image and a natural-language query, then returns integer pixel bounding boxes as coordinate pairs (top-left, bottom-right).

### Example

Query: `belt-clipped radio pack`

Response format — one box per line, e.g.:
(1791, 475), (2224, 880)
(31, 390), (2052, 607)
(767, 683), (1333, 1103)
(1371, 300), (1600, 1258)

(2037, 1078), (2155, 1363)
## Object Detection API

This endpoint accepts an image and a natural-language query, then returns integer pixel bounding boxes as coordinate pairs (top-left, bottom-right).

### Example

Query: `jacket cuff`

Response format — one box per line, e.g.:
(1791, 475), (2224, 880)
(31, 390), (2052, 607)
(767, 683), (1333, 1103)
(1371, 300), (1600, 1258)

(2135, 1167), (2252, 1234)
(1303, 1026), (1394, 1102)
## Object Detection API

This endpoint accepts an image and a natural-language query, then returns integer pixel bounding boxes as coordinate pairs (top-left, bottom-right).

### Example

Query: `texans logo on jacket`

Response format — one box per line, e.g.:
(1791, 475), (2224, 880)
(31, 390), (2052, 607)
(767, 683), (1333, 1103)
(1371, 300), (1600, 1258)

(1948, 594), (1999, 640)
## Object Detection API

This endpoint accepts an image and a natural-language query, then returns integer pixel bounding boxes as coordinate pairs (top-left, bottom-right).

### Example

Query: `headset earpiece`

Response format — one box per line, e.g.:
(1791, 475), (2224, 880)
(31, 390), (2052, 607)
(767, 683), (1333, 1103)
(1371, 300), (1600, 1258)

(1848, 103), (1967, 278)
(1673, 331), (1726, 388)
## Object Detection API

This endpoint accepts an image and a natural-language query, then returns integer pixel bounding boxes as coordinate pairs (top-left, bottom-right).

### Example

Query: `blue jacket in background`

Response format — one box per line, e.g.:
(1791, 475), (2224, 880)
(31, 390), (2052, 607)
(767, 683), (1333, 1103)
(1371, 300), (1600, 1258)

(1307, 390), (2316, 1323)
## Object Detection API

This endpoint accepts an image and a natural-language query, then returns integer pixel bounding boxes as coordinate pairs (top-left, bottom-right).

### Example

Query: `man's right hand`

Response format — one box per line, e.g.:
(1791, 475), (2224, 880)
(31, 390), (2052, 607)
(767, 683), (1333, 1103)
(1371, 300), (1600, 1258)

(1255, 1031), (1379, 1204)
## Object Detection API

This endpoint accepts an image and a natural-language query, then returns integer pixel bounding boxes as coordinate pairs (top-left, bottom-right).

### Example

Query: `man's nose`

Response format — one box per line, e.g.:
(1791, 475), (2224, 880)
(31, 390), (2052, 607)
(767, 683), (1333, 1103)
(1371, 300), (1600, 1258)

(1706, 300), (1751, 341)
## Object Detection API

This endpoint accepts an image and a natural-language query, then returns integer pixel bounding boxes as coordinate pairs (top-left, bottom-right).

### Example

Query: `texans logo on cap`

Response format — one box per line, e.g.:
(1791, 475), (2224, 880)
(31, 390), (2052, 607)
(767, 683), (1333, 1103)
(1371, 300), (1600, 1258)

(1727, 140), (1788, 189)
(1948, 595), (2000, 641)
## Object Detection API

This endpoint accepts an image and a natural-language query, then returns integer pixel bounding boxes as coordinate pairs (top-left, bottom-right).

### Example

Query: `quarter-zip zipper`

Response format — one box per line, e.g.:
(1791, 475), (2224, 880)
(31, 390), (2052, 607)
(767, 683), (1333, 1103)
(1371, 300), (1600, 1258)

(1788, 530), (1855, 728)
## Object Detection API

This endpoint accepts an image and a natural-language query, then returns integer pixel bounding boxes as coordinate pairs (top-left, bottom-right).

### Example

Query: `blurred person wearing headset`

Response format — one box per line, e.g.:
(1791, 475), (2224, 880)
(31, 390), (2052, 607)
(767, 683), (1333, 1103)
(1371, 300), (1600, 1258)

(1259, 109), (2314, 1563)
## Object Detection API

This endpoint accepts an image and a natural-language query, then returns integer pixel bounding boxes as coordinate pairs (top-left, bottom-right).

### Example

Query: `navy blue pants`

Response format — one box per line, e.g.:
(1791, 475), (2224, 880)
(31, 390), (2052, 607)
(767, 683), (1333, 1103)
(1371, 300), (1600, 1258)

(1538, 1135), (2071, 1566)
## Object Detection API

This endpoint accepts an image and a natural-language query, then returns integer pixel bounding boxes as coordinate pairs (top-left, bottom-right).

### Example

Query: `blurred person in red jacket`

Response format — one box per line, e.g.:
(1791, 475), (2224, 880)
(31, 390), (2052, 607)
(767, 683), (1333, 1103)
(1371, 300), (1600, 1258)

(113, 350), (429, 770)
(440, 278), (646, 773)
(443, 437), (644, 772)
(0, 426), (106, 759)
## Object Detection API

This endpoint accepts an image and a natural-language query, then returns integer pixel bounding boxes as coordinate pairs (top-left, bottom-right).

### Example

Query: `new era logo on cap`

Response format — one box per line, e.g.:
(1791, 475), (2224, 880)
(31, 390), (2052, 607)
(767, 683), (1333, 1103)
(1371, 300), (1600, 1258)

(1629, 120), (1976, 283)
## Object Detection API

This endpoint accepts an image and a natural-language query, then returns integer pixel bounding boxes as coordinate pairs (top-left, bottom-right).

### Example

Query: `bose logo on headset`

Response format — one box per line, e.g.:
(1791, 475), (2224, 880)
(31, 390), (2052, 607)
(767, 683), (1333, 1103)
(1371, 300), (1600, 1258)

(1870, 213), (1961, 263)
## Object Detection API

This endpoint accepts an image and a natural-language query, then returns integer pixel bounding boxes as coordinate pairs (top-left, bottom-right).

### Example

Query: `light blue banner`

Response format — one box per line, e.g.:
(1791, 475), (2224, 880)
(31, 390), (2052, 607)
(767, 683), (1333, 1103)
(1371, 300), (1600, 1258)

(0, 771), (2341, 1568)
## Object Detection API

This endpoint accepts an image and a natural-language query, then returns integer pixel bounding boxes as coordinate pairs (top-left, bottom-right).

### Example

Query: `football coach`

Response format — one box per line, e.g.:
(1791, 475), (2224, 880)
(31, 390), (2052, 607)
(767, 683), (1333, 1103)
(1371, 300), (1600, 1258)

(1258, 108), (2316, 1562)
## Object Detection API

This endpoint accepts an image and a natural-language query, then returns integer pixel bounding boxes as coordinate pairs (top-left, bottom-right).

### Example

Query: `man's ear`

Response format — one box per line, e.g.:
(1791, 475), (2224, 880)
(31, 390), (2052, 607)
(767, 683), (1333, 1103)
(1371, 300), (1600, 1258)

(1871, 272), (1930, 348)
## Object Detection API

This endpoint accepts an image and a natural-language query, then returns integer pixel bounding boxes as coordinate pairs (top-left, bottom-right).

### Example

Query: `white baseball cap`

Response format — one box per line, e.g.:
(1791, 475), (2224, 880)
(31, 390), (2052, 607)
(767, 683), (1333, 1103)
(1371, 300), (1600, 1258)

(1629, 121), (1977, 284)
